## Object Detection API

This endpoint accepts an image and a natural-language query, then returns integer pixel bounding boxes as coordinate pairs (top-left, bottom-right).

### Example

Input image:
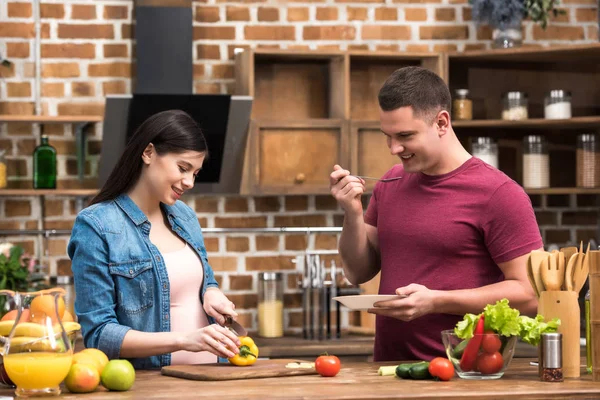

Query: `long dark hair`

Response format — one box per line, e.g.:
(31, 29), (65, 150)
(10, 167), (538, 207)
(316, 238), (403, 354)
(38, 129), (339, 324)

(90, 109), (208, 206)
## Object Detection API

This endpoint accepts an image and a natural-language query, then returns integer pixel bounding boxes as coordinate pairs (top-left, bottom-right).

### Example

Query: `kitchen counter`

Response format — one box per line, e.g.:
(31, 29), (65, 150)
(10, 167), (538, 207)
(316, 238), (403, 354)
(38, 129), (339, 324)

(1, 358), (597, 399)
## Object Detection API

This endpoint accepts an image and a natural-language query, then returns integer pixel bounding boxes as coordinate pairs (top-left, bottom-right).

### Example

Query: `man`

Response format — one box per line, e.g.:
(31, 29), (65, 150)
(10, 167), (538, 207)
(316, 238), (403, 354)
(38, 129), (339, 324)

(329, 66), (542, 362)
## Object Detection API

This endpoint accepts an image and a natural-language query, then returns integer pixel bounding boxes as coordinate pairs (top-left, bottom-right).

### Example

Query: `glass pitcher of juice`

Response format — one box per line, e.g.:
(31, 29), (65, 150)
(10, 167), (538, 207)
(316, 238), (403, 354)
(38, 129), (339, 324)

(0, 288), (74, 397)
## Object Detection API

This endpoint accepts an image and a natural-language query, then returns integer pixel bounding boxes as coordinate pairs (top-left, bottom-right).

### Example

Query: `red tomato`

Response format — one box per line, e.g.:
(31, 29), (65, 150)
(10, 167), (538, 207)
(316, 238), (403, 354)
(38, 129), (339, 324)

(428, 357), (455, 381)
(315, 355), (341, 377)
(476, 352), (504, 375)
(481, 332), (502, 354)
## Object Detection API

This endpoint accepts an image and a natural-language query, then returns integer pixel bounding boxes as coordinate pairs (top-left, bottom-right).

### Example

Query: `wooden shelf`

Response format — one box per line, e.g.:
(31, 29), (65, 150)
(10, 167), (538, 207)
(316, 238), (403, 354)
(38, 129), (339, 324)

(453, 116), (600, 130)
(0, 189), (97, 196)
(0, 115), (103, 124)
(449, 43), (600, 63)
(524, 188), (600, 195)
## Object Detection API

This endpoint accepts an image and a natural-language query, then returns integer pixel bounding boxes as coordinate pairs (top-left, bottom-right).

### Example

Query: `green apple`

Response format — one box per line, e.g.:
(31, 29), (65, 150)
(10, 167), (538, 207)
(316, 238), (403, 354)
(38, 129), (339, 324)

(100, 359), (135, 391)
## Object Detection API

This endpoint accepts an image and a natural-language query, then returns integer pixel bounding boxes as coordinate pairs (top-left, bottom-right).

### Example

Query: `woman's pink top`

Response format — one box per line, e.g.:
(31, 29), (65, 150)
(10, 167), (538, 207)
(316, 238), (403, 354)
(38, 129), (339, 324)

(162, 243), (217, 365)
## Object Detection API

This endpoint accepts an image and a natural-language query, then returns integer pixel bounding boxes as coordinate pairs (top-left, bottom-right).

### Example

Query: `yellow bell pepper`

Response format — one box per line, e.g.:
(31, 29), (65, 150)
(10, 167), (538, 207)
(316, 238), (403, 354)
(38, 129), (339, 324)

(228, 336), (259, 366)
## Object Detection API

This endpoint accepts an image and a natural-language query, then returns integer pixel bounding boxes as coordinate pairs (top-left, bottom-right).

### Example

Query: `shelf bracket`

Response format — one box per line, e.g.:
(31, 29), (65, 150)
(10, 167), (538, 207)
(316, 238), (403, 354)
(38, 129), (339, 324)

(75, 122), (91, 183)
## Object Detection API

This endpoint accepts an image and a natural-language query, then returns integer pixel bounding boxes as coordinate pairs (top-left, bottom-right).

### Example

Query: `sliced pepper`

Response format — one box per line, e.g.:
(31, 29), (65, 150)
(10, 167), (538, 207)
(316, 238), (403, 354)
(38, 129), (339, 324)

(459, 315), (485, 372)
(228, 336), (259, 366)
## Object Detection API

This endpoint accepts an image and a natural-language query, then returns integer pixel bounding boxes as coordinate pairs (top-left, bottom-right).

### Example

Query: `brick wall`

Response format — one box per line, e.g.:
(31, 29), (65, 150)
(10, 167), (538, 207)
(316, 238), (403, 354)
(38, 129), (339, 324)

(0, 0), (598, 334)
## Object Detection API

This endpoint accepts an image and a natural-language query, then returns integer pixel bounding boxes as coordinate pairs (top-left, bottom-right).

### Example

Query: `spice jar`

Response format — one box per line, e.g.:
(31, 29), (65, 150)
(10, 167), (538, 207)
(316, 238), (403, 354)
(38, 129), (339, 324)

(544, 90), (572, 120)
(471, 137), (498, 169)
(541, 332), (563, 382)
(0, 150), (6, 189)
(523, 135), (549, 189)
(258, 272), (284, 338)
(502, 91), (528, 121)
(50, 275), (76, 320)
(453, 89), (473, 121)
(577, 133), (600, 188)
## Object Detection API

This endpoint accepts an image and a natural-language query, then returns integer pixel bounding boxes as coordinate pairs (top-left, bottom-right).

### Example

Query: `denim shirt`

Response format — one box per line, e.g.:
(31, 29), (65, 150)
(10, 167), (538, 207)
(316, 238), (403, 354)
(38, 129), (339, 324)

(67, 194), (219, 370)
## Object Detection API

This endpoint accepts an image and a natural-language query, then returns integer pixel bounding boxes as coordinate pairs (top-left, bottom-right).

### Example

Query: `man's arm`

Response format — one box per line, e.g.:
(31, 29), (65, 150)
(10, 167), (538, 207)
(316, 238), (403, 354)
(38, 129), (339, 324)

(339, 220), (381, 285)
(370, 248), (540, 320)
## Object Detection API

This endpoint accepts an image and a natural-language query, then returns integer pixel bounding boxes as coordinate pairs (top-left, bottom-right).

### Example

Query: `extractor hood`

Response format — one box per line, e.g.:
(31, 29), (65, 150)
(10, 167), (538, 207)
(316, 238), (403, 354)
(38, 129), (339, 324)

(98, 0), (252, 194)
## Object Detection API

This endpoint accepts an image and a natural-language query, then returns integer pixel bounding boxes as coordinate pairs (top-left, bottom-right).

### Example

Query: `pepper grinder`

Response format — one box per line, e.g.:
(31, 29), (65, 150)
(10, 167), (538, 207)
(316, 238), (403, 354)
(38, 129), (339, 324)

(541, 332), (564, 382)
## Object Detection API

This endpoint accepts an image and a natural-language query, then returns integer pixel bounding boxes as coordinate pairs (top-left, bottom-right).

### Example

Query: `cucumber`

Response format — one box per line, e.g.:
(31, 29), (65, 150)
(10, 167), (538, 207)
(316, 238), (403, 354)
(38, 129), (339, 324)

(378, 366), (399, 376)
(395, 363), (414, 379)
(409, 361), (433, 380)
(453, 339), (469, 359)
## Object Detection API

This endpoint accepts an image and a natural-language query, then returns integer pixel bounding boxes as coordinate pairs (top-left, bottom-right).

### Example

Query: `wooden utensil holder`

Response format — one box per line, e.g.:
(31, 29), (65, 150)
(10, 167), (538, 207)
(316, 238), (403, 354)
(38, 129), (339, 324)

(538, 291), (580, 378)
(588, 250), (600, 381)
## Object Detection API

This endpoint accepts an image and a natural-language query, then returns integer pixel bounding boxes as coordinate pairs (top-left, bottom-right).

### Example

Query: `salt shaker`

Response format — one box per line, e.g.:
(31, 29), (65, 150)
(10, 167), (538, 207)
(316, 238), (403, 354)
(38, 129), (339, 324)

(541, 332), (564, 382)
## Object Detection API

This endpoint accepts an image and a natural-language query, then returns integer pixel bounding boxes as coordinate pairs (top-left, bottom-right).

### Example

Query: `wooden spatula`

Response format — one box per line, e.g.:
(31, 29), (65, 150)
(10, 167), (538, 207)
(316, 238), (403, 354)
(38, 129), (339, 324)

(530, 250), (548, 294)
(541, 252), (563, 291)
(526, 253), (540, 298)
(560, 246), (578, 267)
(574, 243), (591, 294)
(565, 252), (578, 292)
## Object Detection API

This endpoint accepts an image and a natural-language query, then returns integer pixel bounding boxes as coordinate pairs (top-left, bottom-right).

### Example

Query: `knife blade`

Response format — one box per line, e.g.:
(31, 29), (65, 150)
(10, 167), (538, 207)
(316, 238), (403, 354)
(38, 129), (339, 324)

(223, 315), (247, 337)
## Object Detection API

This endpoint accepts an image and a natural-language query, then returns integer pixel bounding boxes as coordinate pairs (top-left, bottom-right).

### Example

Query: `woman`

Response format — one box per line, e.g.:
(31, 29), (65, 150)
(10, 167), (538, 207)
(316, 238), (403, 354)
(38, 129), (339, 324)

(68, 110), (241, 369)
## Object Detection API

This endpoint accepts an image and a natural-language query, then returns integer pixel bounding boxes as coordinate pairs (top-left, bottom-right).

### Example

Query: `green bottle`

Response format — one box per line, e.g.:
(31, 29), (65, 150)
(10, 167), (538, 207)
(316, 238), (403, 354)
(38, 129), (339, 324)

(586, 288), (592, 374)
(33, 135), (56, 189)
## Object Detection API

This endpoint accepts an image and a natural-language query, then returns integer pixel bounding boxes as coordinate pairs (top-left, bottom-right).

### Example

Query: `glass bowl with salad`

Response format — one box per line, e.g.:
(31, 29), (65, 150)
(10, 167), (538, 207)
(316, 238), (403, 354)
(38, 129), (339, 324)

(442, 299), (560, 380)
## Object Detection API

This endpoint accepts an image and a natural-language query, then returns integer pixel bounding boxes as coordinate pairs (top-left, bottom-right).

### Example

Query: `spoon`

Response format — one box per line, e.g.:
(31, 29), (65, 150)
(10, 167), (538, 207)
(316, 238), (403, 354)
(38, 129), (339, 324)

(353, 175), (403, 183)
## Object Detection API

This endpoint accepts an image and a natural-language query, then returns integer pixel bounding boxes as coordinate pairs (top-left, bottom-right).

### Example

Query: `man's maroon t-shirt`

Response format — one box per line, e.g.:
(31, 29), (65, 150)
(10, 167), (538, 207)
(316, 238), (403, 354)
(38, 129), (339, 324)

(363, 157), (543, 362)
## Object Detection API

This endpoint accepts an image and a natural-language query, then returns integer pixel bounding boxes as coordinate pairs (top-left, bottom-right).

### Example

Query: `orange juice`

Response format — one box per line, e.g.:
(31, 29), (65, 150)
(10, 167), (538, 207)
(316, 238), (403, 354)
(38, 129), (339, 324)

(4, 352), (72, 390)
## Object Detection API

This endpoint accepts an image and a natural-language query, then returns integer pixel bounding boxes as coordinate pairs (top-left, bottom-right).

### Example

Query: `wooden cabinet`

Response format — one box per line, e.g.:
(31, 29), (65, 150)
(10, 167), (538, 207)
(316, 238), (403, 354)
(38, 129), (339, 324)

(245, 119), (348, 194)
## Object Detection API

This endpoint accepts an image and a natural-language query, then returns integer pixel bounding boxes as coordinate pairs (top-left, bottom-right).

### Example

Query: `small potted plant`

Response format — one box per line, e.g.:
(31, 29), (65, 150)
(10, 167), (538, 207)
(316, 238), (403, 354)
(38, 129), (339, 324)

(470, 0), (564, 49)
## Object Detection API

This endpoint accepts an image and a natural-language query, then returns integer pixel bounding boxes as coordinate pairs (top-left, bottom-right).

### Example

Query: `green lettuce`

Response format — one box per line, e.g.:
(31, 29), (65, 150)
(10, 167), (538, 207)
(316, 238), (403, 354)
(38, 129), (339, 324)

(454, 299), (561, 344)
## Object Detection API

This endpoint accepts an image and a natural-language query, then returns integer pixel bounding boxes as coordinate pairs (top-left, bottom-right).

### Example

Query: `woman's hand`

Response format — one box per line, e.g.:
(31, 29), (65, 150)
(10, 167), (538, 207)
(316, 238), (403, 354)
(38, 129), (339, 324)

(178, 324), (241, 359)
(203, 288), (238, 325)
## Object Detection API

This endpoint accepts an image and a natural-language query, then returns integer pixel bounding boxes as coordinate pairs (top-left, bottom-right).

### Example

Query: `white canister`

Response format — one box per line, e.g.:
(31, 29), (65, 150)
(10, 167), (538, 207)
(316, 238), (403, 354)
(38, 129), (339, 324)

(544, 90), (572, 120)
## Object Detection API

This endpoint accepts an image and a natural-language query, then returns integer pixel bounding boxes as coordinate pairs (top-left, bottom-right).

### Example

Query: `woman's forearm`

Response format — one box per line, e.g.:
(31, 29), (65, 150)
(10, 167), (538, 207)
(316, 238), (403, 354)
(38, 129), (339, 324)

(119, 329), (183, 359)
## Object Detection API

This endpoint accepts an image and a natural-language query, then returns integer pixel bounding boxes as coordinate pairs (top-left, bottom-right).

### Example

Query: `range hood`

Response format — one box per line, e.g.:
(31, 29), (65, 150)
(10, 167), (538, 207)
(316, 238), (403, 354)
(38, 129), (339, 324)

(98, 0), (252, 194)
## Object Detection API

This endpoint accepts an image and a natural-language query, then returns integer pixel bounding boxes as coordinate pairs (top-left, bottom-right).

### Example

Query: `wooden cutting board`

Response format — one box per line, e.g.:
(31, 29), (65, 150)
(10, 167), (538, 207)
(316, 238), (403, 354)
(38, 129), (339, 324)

(161, 359), (318, 381)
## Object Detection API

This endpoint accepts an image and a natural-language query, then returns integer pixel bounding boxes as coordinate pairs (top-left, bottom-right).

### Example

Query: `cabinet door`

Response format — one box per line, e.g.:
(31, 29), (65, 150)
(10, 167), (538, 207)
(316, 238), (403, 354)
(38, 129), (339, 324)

(248, 120), (349, 194)
(350, 122), (399, 191)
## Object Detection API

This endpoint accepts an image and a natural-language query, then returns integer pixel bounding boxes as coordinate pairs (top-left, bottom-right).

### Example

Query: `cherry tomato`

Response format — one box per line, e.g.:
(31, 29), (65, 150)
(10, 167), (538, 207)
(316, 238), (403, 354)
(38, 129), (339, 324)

(481, 331), (502, 354)
(476, 351), (504, 375)
(315, 354), (341, 377)
(428, 357), (455, 381)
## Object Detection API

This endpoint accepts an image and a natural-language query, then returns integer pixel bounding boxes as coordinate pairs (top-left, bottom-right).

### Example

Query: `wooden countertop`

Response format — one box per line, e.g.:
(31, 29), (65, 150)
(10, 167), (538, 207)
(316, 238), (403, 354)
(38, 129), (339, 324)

(1, 358), (597, 399)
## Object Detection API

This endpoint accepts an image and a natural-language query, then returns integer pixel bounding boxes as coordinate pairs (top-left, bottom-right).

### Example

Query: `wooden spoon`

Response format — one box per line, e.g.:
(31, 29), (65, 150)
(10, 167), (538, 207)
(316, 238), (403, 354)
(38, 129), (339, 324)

(560, 246), (578, 267)
(526, 254), (540, 298)
(574, 242), (591, 293)
(565, 252), (578, 291)
(530, 250), (547, 294)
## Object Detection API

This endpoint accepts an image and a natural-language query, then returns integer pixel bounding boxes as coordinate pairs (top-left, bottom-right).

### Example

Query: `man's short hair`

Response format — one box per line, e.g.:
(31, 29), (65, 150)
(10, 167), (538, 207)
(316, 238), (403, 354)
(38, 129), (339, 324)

(378, 66), (451, 122)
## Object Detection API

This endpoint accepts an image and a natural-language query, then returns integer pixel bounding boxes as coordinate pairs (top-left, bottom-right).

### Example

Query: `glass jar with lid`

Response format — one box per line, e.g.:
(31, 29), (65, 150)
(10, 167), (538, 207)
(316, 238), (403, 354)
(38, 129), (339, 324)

(258, 272), (284, 338)
(453, 89), (473, 121)
(522, 135), (549, 189)
(502, 91), (528, 121)
(544, 90), (572, 120)
(471, 137), (498, 169)
(577, 133), (599, 188)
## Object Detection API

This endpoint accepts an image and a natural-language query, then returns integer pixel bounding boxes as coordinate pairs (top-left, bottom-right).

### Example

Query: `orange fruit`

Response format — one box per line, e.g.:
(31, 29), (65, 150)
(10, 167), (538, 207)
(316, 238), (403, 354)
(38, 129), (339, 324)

(0, 309), (30, 323)
(62, 310), (74, 322)
(30, 294), (65, 324)
(80, 348), (109, 375)
(72, 352), (102, 373)
(65, 363), (100, 393)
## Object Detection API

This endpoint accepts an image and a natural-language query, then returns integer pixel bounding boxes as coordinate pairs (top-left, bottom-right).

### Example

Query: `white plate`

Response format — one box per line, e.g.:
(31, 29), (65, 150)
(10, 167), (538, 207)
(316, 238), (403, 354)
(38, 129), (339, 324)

(332, 295), (403, 310)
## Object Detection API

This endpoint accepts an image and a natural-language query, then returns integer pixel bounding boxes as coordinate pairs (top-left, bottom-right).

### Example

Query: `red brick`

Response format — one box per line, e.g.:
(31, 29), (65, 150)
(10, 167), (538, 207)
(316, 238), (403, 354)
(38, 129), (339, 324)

(7, 42), (29, 58)
(462, 7), (472, 21)
(476, 25), (492, 40)
(256, 236), (279, 251)
(224, 197), (248, 212)
(464, 43), (486, 51)
(212, 64), (234, 79)
(433, 44), (458, 52)
(104, 5), (129, 19)
(42, 43), (96, 59)
(122, 24), (133, 39)
(41, 4), (65, 18)
(0, 23), (34, 38)
(5, 200), (32, 216)
(287, 7), (309, 21)
(71, 4), (96, 20)
(258, 7), (279, 21)
(226, 6), (250, 21)
(42, 63), (80, 78)
(285, 196), (308, 211)
(194, 64), (205, 78)
(303, 26), (355, 40)
(254, 196), (280, 212)
(104, 44), (128, 58)
(420, 25), (468, 39)
(72, 82), (95, 97)
(245, 256), (295, 271)
(226, 237), (250, 252)
(349, 44), (370, 50)
(274, 215), (327, 227)
(406, 44), (430, 52)
(229, 275), (253, 290)
(375, 7), (398, 20)
(197, 44), (220, 60)
(576, 8), (597, 22)
(194, 83), (221, 94)
(363, 25), (411, 40)
(102, 81), (127, 95)
(550, 8), (570, 22)
(532, 25), (584, 40)
(8, 2), (32, 18)
(88, 63), (132, 77)
(404, 8), (427, 21)
(316, 7), (338, 20)
(214, 216), (267, 228)
(6, 158), (28, 176)
(246, 26), (295, 40)
(314, 195), (338, 210)
(7, 82), (31, 97)
(47, 239), (67, 255)
(336, 0), (384, 2)
(435, 7), (456, 21)
(206, 256), (238, 271)
(587, 25), (599, 40)
(285, 236), (307, 250)
(58, 24), (114, 39)
(195, 197), (219, 213)
(315, 234), (338, 250)
(57, 103), (104, 116)
(194, 26), (235, 40)
(196, 6), (220, 22)
(42, 83), (65, 97)
(348, 7), (368, 20)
